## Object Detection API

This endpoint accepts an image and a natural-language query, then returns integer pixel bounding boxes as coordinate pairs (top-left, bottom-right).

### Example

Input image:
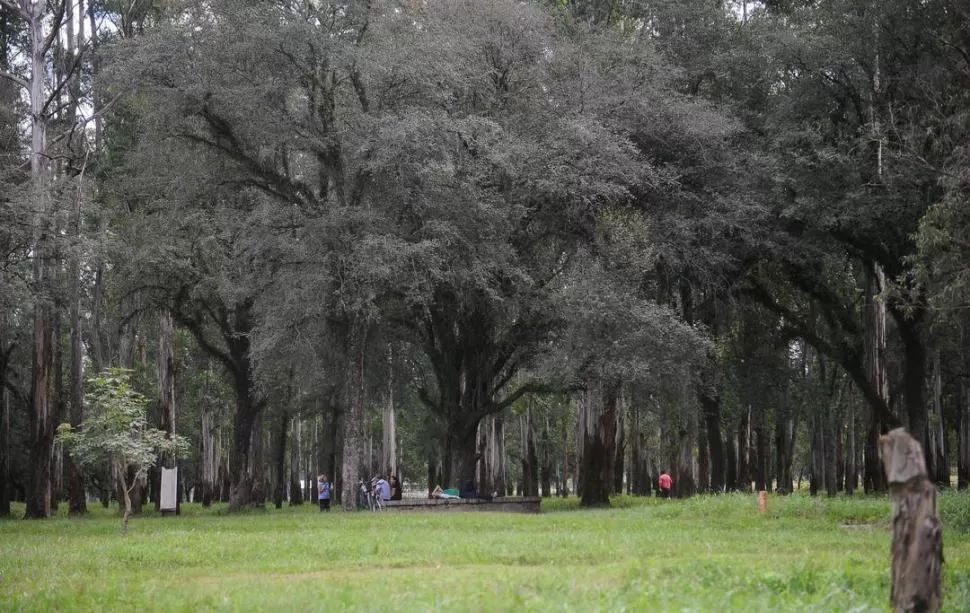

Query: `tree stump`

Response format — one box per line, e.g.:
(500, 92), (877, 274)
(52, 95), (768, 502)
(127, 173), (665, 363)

(878, 428), (944, 613)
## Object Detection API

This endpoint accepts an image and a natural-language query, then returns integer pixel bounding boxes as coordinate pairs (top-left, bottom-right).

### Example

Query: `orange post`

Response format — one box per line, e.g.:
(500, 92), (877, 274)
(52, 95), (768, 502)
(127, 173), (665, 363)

(757, 490), (767, 513)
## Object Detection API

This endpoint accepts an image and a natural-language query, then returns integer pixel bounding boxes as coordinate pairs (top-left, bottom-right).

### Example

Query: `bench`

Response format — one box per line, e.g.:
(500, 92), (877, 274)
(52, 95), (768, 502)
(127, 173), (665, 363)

(381, 496), (541, 513)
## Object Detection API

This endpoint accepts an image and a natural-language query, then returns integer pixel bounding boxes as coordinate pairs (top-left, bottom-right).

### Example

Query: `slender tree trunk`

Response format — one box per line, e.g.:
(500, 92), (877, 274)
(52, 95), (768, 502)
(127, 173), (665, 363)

(613, 399), (625, 494)
(701, 394), (725, 492)
(383, 344), (396, 477)
(725, 434), (738, 493)
(490, 413), (507, 497)
(0, 378), (9, 516)
(959, 380), (970, 490)
(273, 410), (287, 509)
(754, 416), (768, 493)
(737, 410), (750, 492)
(825, 417), (839, 497)
(340, 327), (366, 510)
(289, 415), (303, 505)
(810, 414), (822, 497)
(846, 401), (858, 494)
(201, 407), (215, 507)
(929, 350), (948, 487)
(579, 381), (618, 507)
(23, 0), (54, 520)
(775, 409), (792, 495)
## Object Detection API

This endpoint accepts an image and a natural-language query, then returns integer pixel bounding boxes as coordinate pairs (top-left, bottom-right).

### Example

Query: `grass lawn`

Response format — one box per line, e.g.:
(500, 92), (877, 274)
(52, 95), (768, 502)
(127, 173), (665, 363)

(2, 492), (970, 612)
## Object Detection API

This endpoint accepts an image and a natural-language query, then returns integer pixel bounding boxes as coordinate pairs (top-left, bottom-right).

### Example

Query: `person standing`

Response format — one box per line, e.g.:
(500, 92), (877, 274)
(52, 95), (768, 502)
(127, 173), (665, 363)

(318, 474), (332, 511)
(375, 476), (391, 501)
(658, 472), (673, 499)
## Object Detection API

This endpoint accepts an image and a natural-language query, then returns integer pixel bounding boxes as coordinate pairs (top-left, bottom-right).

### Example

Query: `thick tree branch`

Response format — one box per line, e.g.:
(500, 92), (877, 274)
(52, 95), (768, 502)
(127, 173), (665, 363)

(42, 0), (67, 55)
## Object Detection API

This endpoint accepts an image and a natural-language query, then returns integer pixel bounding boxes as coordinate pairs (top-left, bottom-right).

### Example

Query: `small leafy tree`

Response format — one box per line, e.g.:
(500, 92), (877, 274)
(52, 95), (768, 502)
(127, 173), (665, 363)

(57, 369), (189, 534)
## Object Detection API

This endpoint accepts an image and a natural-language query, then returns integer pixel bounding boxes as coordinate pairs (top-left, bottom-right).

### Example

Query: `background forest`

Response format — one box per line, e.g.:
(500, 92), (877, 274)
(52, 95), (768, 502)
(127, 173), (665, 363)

(2, 0), (970, 517)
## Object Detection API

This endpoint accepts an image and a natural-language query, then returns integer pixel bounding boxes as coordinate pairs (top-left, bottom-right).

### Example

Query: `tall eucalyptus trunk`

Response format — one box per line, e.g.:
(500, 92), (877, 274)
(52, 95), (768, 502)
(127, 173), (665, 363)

(23, 0), (57, 520)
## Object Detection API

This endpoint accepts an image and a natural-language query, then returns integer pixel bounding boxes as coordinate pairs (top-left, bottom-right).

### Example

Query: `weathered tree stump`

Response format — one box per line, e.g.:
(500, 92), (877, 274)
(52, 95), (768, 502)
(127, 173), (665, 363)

(878, 428), (944, 613)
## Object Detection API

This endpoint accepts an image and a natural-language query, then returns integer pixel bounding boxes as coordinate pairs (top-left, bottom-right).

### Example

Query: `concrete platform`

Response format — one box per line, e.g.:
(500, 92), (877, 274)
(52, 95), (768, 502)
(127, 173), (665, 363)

(381, 496), (541, 513)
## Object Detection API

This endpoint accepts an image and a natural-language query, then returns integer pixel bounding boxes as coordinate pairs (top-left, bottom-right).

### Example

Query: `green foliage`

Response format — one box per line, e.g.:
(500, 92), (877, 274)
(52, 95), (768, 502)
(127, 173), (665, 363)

(2, 492), (970, 610)
(56, 368), (189, 489)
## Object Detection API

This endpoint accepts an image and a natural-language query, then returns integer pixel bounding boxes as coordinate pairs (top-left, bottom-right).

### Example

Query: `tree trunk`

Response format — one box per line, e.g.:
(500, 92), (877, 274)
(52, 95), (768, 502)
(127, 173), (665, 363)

(579, 382), (618, 507)
(340, 328), (366, 510)
(201, 407), (216, 507)
(701, 394), (725, 493)
(753, 417), (769, 493)
(810, 414), (822, 496)
(864, 266), (891, 493)
(774, 408), (794, 495)
(273, 410), (287, 509)
(725, 434), (738, 492)
(675, 425), (696, 498)
(697, 420), (710, 493)
(737, 410), (750, 492)
(24, 0), (53, 520)
(382, 344), (396, 477)
(959, 381), (970, 490)
(879, 429), (943, 613)
(613, 400), (625, 494)
(845, 401), (859, 494)
(289, 415), (303, 505)
(119, 462), (132, 536)
(0, 381), (9, 516)
(154, 312), (177, 513)
(896, 311), (928, 465)
(825, 418), (839, 497)
(929, 350), (948, 487)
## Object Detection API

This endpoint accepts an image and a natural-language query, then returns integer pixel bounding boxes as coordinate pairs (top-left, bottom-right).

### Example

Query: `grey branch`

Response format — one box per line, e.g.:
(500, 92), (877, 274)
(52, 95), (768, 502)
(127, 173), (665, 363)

(0, 69), (28, 91)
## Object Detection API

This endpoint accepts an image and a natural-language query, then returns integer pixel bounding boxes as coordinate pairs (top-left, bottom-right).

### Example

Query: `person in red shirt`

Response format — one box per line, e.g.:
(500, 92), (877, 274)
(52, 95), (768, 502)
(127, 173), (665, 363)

(658, 472), (673, 499)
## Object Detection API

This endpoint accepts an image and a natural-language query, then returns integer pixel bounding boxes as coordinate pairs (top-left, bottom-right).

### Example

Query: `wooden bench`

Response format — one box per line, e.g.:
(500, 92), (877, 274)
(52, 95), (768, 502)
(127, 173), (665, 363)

(382, 496), (541, 513)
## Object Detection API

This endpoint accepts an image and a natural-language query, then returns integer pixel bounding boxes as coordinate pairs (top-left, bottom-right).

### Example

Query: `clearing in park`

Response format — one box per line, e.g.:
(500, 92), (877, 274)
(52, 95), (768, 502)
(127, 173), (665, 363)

(2, 492), (970, 612)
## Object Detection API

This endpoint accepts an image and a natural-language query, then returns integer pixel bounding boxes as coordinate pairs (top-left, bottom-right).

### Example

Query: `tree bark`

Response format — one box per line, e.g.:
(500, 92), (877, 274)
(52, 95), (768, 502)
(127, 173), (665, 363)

(879, 428), (943, 613)
(0, 379), (9, 516)
(864, 266), (891, 493)
(613, 400), (625, 494)
(273, 410), (287, 509)
(23, 0), (54, 520)
(579, 382), (618, 507)
(382, 344), (396, 477)
(845, 401), (858, 494)
(702, 394), (725, 492)
(959, 380), (970, 490)
(725, 433), (737, 492)
(340, 327), (366, 510)
(200, 406), (216, 507)
(754, 417), (769, 493)
(737, 410), (750, 492)
(896, 311), (928, 464)
(289, 415), (303, 505)
(929, 350), (948, 487)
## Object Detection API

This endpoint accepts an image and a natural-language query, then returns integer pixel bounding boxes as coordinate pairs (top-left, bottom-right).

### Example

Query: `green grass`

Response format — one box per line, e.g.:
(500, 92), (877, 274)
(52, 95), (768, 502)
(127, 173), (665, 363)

(2, 492), (970, 612)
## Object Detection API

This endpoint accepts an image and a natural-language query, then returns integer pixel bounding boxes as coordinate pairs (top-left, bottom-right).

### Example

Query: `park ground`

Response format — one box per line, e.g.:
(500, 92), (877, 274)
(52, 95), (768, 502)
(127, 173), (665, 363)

(2, 492), (970, 612)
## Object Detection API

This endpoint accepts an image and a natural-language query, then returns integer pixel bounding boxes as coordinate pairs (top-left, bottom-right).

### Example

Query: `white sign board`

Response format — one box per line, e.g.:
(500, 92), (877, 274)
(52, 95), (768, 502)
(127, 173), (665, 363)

(160, 467), (178, 511)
